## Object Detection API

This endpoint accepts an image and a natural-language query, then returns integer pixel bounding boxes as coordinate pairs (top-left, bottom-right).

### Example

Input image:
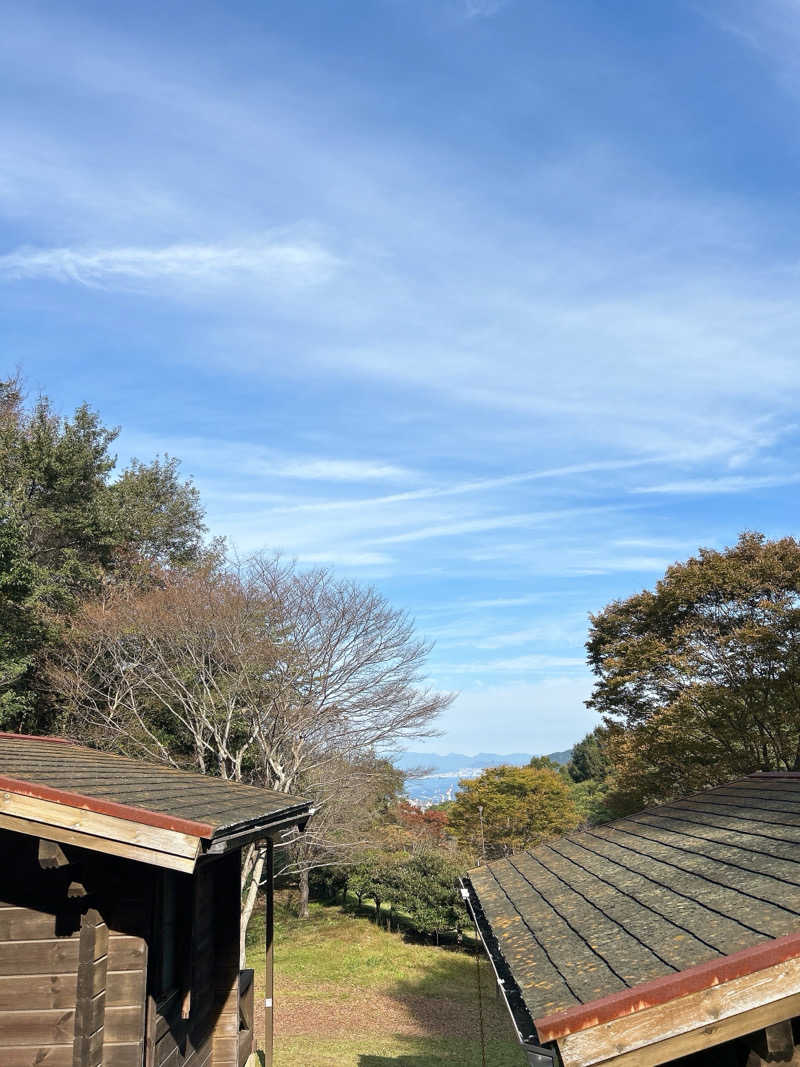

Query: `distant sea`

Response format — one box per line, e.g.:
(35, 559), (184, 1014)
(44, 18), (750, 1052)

(394, 749), (573, 806)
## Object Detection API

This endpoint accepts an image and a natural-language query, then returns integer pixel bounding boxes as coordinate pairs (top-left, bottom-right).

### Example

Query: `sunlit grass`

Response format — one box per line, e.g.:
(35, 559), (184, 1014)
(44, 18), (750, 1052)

(246, 896), (527, 1066)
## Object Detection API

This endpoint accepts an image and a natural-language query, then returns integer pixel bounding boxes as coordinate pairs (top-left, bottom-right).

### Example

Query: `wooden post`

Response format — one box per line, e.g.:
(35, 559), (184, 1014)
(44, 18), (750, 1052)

(264, 838), (274, 1067)
(72, 908), (108, 1067)
(747, 1021), (800, 1065)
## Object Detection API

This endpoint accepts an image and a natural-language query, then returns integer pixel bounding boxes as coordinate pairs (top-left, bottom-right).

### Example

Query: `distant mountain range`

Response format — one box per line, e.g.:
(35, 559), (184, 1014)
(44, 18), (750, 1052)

(395, 748), (573, 806)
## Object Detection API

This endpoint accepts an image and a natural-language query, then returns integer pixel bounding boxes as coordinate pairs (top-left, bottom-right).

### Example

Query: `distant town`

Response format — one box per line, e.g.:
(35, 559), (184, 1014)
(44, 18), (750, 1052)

(396, 749), (573, 806)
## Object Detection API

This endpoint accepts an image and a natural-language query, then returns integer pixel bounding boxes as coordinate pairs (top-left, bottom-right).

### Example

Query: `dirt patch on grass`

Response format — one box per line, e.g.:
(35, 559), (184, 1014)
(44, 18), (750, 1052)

(255, 991), (511, 1042)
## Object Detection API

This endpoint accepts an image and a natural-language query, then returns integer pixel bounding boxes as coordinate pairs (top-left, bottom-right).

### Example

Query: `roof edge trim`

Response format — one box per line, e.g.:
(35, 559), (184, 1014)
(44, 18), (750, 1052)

(0, 774), (215, 839)
(0, 732), (74, 745)
(460, 875), (544, 1050)
(535, 929), (800, 1042)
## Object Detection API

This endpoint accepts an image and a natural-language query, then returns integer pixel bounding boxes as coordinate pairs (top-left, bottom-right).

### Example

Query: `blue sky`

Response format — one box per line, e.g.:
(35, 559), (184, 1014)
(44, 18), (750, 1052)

(3, 0), (800, 754)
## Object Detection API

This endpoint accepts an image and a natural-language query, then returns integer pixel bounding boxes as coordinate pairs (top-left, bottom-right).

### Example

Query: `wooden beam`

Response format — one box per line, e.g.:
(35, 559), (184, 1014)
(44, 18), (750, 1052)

(38, 839), (70, 868)
(746, 1021), (800, 1066)
(0, 812), (198, 872)
(0, 789), (200, 858)
(564, 992), (800, 1066)
(558, 953), (800, 1067)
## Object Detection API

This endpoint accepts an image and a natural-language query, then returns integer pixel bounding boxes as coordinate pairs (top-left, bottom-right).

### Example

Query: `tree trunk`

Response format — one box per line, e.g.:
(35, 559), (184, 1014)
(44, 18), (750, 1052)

(240, 845), (267, 969)
(298, 866), (310, 919)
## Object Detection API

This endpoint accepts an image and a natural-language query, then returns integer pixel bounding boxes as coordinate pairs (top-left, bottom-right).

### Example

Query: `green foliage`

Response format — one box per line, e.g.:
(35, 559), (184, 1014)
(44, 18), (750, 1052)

(528, 754), (569, 776)
(107, 455), (206, 575)
(395, 851), (467, 939)
(344, 849), (467, 940)
(569, 777), (613, 825)
(448, 764), (581, 859)
(588, 531), (800, 809)
(0, 385), (119, 610)
(347, 860), (376, 908)
(0, 378), (206, 602)
(0, 376), (207, 732)
(0, 511), (48, 723)
(567, 726), (609, 783)
(309, 865), (350, 902)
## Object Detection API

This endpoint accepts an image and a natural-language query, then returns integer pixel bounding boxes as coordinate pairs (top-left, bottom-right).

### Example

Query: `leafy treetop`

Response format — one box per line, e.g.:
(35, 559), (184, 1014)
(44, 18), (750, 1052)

(448, 763), (580, 859)
(587, 531), (800, 810)
(0, 375), (207, 730)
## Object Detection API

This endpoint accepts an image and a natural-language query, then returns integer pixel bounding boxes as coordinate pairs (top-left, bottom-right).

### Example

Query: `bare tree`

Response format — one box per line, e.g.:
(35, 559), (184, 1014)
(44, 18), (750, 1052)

(245, 556), (450, 918)
(50, 554), (451, 941)
(50, 562), (279, 778)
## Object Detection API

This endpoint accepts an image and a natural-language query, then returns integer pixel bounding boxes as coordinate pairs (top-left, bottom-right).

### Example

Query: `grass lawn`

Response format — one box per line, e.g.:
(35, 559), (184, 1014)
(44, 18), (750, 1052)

(246, 896), (528, 1067)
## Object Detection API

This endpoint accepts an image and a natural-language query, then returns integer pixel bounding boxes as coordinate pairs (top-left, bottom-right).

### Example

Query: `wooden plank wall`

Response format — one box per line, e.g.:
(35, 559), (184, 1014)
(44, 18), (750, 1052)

(104, 870), (150, 1067)
(211, 852), (243, 1067)
(0, 900), (79, 1067)
(0, 830), (247, 1067)
(0, 832), (81, 1067)
(149, 855), (241, 1067)
(0, 830), (152, 1067)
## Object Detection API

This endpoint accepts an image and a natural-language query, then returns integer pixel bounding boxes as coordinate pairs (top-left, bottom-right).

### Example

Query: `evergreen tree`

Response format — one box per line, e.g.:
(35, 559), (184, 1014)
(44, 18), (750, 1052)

(0, 375), (207, 730)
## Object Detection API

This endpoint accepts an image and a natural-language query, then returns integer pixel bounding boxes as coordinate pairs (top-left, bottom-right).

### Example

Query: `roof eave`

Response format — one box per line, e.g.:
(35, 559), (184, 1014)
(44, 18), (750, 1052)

(204, 802), (315, 854)
(460, 874), (555, 1061)
(0, 773), (214, 838)
(534, 928), (800, 1043)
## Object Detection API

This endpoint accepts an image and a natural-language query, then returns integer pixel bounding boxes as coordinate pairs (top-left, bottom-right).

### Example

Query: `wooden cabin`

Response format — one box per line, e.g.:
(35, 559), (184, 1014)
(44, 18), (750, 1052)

(462, 773), (800, 1067)
(0, 733), (311, 1067)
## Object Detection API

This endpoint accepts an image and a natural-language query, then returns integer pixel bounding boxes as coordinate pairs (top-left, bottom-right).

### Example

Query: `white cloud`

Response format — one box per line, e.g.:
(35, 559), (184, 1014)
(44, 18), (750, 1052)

(466, 594), (551, 608)
(633, 473), (800, 495)
(438, 654), (587, 675)
(0, 238), (339, 290)
(295, 550), (394, 567)
(118, 434), (412, 487)
(373, 506), (623, 546)
(613, 537), (706, 550)
(241, 457), (657, 515)
(462, 0), (508, 19)
(266, 459), (412, 482)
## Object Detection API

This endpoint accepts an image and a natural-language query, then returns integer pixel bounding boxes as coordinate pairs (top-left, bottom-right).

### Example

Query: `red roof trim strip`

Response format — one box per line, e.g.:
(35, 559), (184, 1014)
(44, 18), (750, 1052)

(0, 732), (74, 745)
(0, 774), (214, 840)
(535, 929), (800, 1043)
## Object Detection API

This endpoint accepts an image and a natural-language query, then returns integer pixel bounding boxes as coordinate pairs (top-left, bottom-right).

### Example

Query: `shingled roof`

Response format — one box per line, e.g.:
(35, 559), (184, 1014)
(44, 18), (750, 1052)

(462, 773), (800, 1067)
(0, 733), (311, 873)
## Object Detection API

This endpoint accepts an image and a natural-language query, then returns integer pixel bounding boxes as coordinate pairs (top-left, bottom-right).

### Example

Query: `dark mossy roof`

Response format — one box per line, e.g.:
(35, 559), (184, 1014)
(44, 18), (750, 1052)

(0, 733), (309, 839)
(464, 773), (800, 1035)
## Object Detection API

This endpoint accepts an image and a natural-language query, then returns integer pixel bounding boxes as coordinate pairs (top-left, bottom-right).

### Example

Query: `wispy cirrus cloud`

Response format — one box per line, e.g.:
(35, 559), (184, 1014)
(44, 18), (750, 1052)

(0, 238), (339, 290)
(251, 457), (666, 516)
(295, 550), (394, 567)
(119, 435), (413, 488)
(5, 0), (800, 758)
(373, 507), (613, 546)
(461, 0), (508, 19)
(439, 654), (587, 674)
(634, 473), (800, 495)
(266, 458), (412, 482)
